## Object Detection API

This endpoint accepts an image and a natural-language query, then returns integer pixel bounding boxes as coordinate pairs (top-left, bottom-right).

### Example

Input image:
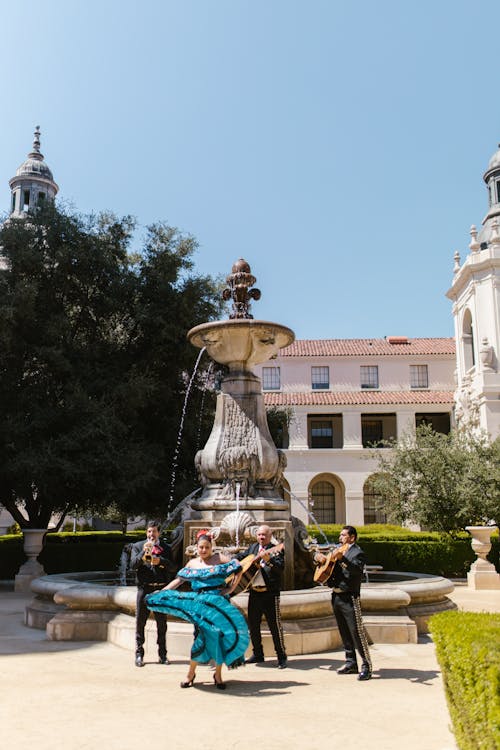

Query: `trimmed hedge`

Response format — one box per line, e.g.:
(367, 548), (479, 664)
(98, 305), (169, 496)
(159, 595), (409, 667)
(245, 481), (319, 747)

(1, 527), (498, 580)
(308, 525), (500, 578)
(0, 531), (146, 579)
(430, 611), (500, 750)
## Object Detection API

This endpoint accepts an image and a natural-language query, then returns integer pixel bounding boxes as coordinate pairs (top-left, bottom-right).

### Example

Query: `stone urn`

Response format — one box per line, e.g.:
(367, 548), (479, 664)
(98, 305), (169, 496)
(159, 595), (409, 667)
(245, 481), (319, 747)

(14, 528), (46, 593)
(465, 525), (500, 590)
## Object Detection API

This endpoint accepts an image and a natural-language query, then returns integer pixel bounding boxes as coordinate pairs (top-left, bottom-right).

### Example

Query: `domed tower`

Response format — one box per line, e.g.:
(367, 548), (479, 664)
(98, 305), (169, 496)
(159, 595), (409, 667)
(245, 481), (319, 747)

(446, 144), (500, 438)
(8, 126), (58, 216)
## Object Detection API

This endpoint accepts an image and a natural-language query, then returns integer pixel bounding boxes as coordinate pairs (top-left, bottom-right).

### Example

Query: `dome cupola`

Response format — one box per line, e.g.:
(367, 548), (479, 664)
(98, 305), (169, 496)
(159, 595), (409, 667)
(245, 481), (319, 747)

(8, 126), (58, 216)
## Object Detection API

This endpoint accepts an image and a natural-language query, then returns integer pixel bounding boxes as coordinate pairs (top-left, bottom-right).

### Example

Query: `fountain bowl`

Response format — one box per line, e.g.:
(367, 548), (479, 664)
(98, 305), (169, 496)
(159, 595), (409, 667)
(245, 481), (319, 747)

(187, 319), (295, 371)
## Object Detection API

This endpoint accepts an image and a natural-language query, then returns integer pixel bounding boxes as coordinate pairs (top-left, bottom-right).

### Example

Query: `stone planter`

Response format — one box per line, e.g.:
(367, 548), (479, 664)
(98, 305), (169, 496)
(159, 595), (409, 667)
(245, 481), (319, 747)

(14, 528), (46, 593)
(465, 525), (500, 590)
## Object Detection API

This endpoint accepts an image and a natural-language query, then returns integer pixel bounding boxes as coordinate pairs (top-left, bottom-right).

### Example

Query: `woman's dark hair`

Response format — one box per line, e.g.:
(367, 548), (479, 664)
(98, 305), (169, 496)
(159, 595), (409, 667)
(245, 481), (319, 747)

(196, 533), (213, 545)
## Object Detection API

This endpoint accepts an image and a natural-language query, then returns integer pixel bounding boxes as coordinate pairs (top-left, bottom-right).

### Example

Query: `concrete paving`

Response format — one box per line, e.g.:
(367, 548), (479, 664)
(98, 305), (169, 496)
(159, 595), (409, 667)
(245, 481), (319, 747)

(1, 582), (499, 750)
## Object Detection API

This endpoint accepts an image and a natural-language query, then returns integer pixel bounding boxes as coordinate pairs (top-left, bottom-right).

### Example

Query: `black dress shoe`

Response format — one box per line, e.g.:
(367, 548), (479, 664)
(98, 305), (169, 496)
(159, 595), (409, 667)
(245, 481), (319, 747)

(277, 658), (288, 669)
(158, 657), (170, 665)
(337, 664), (358, 674)
(245, 655), (265, 664)
(358, 667), (372, 681)
(135, 655), (144, 667)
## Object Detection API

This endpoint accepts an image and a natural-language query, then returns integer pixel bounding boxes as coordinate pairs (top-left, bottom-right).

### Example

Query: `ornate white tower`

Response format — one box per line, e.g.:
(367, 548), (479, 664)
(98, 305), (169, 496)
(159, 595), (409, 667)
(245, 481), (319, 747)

(8, 126), (58, 216)
(447, 145), (500, 438)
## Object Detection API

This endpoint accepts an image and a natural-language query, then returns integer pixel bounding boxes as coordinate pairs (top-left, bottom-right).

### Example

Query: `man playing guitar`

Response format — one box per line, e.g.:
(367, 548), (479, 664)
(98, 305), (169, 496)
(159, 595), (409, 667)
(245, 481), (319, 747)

(235, 524), (288, 669)
(314, 525), (372, 681)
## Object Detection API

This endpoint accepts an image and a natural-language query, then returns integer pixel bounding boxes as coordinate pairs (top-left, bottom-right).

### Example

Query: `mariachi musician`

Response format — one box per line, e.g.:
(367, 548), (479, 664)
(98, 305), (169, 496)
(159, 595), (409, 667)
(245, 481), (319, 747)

(314, 525), (372, 681)
(235, 524), (287, 669)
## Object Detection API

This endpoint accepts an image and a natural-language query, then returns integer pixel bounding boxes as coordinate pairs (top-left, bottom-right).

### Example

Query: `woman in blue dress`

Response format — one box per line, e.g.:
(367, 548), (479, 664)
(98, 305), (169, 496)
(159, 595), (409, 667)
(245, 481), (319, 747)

(146, 531), (249, 690)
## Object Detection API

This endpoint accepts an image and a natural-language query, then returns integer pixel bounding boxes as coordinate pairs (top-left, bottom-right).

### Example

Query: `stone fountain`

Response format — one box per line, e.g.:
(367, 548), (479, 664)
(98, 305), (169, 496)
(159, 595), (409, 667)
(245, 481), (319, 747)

(25, 259), (457, 654)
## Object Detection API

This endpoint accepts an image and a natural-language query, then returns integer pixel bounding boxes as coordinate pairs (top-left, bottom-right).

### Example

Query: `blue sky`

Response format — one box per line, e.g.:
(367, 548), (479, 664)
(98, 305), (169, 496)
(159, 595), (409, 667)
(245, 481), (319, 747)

(1, 0), (499, 340)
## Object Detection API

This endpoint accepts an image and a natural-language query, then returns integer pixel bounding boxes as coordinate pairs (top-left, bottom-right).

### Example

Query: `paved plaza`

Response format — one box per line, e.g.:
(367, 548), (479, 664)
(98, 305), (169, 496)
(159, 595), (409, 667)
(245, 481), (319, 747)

(1, 582), (498, 750)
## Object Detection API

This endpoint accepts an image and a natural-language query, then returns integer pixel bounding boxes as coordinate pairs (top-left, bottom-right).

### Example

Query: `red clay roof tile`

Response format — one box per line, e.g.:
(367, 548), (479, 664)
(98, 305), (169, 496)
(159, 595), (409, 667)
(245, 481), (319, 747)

(278, 338), (455, 357)
(263, 390), (454, 406)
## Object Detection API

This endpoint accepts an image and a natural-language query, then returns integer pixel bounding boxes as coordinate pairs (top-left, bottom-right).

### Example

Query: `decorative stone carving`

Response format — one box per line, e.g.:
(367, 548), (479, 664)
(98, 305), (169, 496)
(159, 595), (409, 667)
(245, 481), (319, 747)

(480, 337), (496, 372)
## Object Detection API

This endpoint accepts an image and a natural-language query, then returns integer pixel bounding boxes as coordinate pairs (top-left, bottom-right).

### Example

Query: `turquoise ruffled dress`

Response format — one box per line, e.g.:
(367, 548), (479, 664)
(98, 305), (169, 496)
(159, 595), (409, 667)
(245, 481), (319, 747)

(146, 559), (249, 668)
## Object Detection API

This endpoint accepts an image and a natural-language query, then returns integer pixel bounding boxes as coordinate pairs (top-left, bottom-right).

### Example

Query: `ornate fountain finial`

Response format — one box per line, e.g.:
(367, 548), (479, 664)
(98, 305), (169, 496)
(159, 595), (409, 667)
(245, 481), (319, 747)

(222, 258), (262, 319)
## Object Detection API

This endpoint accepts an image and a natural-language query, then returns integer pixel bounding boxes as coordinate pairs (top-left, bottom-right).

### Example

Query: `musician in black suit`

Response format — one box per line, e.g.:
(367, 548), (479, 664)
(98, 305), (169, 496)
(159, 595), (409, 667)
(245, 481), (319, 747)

(315, 525), (372, 680)
(236, 524), (287, 668)
(129, 521), (176, 667)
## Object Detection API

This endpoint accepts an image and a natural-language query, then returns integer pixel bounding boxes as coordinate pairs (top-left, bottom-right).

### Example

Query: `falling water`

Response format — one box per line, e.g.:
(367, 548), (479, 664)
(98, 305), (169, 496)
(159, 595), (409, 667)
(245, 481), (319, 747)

(234, 481), (241, 547)
(162, 487), (201, 531)
(195, 360), (214, 452)
(282, 485), (330, 546)
(167, 347), (206, 516)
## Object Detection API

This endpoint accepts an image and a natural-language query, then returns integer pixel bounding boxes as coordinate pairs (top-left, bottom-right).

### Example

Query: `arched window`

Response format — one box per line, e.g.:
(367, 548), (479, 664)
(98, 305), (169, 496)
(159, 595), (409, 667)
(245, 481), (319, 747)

(462, 309), (475, 371)
(310, 481), (335, 524)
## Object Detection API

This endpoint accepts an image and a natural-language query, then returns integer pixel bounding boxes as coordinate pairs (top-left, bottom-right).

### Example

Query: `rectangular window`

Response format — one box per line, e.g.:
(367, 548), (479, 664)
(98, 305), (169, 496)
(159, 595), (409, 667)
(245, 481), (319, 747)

(360, 365), (379, 389)
(311, 366), (329, 390)
(362, 420), (383, 447)
(262, 366), (280, 391)
(310, 420), (333, 448)
(37, 192), (45, 205)
(410, 364), (428, 388)
(23, 190), (30, 210)
(11, 192), (16, 212)
(497, 181), (500, 203)
(308, 415), (343, 448)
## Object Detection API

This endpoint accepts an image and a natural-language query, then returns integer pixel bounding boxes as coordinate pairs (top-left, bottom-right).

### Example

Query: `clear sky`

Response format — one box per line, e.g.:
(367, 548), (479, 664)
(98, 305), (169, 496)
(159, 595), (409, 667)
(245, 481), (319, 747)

(1, 0), (499, 340)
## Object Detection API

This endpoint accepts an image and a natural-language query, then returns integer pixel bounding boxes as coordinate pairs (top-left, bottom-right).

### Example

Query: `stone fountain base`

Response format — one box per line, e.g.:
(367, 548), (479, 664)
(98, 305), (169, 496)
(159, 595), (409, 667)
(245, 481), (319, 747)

(25, 571), (456, 653)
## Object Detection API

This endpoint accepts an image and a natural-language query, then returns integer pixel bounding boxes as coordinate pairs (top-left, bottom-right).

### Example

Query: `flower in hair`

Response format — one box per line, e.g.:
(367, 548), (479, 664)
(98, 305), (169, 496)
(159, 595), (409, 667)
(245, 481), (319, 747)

(196, 528), (212, 540)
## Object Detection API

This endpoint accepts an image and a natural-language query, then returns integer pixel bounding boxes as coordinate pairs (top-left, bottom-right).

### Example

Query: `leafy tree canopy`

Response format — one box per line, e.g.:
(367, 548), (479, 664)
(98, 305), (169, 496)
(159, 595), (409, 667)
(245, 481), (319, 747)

(371, 423), (500, 536)
(0, 203), (223, 529)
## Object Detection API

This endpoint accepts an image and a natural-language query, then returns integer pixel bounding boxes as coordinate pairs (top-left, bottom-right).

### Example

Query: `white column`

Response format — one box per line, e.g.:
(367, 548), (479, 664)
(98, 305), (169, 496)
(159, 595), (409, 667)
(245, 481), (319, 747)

(396, 410), (415, 440)
(344, 491), (364, 526)
(342, 411), (363, 449)
(288, 408), (308, 449)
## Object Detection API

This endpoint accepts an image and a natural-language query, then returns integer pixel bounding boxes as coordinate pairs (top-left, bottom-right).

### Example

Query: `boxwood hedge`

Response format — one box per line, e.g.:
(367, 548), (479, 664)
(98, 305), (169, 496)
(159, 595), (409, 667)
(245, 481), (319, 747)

(430, 611), (500, 750)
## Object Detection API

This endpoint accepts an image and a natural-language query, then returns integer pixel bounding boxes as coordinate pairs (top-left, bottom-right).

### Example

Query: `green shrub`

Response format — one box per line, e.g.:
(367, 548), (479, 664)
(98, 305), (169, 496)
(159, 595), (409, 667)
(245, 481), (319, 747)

(430, 611), (500, 750)
(307, 526), (499, 577)
(0, 531), (146, 578)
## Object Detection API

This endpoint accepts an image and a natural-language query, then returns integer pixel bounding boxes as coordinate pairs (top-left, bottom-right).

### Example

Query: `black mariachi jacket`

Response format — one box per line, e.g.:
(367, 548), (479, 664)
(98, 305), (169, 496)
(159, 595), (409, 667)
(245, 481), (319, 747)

(236, 541), (285, 595)
(328, 543), (366, 596)
(129, 538), (176, 588)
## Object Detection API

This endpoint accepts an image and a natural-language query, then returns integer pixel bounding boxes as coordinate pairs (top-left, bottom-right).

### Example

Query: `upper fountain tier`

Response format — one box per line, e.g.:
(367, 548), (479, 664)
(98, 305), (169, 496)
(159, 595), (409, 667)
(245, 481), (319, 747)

(187, 259), (295, 370)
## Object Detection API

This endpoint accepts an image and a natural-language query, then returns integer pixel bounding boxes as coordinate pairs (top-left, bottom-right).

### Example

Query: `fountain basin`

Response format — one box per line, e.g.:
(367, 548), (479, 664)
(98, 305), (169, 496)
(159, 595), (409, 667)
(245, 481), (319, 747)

(26, 570), (456, 652)
(187, 319), (294, 371)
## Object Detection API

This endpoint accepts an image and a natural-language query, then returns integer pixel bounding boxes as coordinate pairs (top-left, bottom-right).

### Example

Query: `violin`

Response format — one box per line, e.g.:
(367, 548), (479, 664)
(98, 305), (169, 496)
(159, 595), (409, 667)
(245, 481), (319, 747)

(313, 542), (350, 584)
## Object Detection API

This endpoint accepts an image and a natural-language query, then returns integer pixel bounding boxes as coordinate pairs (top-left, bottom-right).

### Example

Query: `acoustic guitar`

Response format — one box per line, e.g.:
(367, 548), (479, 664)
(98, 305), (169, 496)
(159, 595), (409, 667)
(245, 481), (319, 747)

(313, 542), (349, 584)
(226, 542), (284, 594)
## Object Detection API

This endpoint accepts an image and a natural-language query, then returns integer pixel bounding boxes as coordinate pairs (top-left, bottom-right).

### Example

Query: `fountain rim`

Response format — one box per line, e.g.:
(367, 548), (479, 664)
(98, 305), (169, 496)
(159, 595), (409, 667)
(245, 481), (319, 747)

(187, 318), (295, 343)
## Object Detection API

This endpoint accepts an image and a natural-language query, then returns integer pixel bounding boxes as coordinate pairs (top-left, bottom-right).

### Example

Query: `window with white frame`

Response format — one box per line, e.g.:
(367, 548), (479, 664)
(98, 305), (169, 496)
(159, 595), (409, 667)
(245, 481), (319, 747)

(360, 365), (379, 389)
(262, 366), (280, 391)
(410, 364), (428, 389)
(311, 366), (329, 390)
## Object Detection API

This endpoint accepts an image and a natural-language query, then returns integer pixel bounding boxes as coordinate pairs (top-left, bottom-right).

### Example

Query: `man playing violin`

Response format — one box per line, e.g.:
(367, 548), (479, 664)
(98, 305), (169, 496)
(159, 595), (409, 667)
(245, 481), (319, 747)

(235, 524), (288, 669)
(315, 525), (372, 681)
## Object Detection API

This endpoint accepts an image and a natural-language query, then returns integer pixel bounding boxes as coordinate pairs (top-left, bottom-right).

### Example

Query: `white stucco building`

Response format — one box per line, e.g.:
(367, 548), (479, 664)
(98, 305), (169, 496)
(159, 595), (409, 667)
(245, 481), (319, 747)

(1, 131), (499, 533)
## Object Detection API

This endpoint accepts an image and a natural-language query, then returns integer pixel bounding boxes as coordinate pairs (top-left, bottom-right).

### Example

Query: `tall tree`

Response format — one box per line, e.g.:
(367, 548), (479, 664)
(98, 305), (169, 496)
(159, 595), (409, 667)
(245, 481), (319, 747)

(0, 203), (222, 530)
(371, 423), (500, 535)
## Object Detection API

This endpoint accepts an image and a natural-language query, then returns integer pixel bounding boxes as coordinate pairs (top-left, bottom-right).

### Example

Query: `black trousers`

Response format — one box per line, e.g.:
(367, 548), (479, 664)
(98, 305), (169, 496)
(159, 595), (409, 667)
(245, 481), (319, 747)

(332, 591), (371, 670)
(248, 590), (286, 661)
(136, 586), (167, 659)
